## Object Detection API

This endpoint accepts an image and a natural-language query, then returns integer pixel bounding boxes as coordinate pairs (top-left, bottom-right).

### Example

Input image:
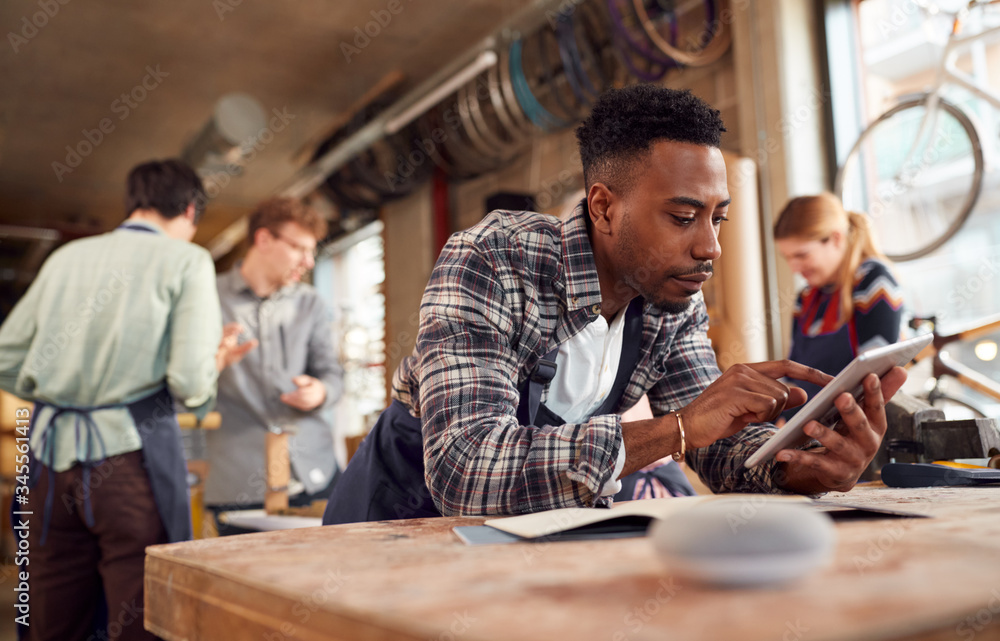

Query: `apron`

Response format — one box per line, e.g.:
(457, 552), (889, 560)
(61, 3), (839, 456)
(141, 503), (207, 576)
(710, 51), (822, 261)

(29, 387), (192, 544)
(15, 222), (192, 640)
(324, 297), (693, 525)
(28, 221), (192, 544)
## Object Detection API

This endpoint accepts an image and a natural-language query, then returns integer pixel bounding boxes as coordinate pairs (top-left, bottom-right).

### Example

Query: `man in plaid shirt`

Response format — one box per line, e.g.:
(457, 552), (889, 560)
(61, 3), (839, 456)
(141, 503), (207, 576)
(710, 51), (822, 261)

(323, 85), (907, 524)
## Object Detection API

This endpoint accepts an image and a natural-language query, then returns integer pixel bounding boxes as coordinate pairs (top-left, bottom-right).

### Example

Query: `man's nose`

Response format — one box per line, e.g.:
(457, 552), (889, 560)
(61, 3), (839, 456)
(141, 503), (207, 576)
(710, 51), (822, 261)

(692, 222), (722, 261)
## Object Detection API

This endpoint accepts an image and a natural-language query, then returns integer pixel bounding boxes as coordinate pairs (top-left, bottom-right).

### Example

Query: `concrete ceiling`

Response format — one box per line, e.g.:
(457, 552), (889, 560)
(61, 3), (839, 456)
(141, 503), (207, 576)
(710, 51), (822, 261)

(0, 0), (536, 251)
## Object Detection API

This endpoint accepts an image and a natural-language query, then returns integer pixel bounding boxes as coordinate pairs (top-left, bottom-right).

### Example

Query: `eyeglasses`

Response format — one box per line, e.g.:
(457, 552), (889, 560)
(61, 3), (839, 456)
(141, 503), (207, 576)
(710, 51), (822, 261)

(271, 231), (318, 260)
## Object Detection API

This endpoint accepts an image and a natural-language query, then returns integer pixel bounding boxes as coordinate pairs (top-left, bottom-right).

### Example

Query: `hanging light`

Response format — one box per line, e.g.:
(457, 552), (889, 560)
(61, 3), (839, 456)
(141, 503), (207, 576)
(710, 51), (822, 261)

(181, 93), (267, 189)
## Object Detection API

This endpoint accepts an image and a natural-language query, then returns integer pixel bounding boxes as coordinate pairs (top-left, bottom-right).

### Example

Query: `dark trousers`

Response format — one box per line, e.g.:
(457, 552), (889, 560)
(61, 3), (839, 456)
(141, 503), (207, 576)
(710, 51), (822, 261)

(26, 451), (166, 641)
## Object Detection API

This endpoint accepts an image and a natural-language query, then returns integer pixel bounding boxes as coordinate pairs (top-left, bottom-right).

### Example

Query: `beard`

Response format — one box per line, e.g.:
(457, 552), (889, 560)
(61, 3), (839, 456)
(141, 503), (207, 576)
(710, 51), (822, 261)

(616, 208), (713, 314)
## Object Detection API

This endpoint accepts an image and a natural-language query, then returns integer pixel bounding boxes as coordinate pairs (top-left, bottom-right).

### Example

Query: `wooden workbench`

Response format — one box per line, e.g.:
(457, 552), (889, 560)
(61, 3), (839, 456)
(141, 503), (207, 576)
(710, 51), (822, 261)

(145, 485), (1000, 641)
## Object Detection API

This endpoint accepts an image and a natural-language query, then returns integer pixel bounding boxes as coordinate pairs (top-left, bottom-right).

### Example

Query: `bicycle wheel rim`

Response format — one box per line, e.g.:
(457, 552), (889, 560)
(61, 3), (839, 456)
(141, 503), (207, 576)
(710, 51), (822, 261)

(836, 96), (983, 262)
(632, 0), (731, 67)
(556, 12), (599, 104)
(611, 31), (669, 81)
(605, 0), (677, 66)
(509, 38), (571, 132)
(465, 71), (526, 161)
(488, 49), (535, 146)
(457, 80), (507, 161)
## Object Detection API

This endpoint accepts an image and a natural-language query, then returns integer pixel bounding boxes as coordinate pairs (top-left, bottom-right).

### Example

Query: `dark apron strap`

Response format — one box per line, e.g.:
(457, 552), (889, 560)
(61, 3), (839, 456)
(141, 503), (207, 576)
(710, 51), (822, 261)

(517, 349), (560, 427)
(323, 400), (436, 525)
(30, 388), (190, 544)
(515, 297), (694, 501)
(127, 389), (191, 542)
(31, 398), (122, 544)
(518, 296), (645, 426)
(591, 297), (645, 416)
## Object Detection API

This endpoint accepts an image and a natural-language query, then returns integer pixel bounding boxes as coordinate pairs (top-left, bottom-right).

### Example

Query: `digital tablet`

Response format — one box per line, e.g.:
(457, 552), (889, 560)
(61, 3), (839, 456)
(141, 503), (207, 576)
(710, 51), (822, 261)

(743, 333), (933, 468)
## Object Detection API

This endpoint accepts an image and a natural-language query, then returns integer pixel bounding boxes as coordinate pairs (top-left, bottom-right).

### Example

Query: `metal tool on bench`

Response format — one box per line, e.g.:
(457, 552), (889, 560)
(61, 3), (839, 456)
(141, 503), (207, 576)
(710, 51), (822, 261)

(881, 462), (1000, 487)
(860, 391), (1000, 482)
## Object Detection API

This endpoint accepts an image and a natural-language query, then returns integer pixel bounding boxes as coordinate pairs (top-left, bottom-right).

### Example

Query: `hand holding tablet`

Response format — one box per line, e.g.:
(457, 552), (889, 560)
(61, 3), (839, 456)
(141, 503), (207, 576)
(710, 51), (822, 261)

(744, 333), (931, 469)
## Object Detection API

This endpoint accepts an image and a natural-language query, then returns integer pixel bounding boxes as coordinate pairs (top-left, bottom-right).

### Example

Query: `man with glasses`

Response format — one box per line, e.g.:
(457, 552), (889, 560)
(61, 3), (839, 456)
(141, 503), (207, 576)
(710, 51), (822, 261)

(206, 197), (343, 532)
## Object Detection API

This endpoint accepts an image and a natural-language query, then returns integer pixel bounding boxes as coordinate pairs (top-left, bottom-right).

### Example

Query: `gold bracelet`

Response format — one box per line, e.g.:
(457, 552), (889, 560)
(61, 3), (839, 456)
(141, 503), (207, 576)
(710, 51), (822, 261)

(671, 411), (686, 463)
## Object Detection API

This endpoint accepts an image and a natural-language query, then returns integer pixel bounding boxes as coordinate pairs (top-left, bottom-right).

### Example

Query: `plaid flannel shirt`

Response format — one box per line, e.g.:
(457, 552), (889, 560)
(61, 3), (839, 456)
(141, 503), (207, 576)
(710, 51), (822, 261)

(393, 200), (785, 516)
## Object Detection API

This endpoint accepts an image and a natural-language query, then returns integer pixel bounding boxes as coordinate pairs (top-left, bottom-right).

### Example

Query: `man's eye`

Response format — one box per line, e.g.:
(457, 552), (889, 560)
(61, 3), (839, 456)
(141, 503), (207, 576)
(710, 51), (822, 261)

(714, 216), (729, 225)
(671, 215), (695, 226)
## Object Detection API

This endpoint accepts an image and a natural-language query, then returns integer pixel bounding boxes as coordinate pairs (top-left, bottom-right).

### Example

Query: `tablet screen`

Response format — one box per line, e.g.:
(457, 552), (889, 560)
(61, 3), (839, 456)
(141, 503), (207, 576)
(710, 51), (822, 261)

(743, 333), (932, 468)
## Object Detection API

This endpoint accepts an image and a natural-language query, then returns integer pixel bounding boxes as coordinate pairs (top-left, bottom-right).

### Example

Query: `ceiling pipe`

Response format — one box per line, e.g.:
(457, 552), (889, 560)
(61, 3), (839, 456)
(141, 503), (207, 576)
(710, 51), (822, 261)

(207, 0), (570, 259)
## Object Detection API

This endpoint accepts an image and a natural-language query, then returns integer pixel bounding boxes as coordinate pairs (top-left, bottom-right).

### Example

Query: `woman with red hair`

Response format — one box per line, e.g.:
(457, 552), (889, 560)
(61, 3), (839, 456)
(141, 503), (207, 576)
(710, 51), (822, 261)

(774, 193), (904, 418)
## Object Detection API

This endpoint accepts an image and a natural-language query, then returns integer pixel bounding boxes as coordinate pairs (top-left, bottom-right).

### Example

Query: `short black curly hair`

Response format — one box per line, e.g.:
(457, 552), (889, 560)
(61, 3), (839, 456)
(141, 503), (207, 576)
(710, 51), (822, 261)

(576, 84), (726, 194)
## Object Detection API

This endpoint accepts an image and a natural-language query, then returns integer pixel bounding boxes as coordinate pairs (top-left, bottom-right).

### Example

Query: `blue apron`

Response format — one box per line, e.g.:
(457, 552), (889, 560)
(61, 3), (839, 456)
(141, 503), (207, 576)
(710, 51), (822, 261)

(323, 297), (693, 525)
(18, 388), (190, 641)
(29, 387), (192, 544)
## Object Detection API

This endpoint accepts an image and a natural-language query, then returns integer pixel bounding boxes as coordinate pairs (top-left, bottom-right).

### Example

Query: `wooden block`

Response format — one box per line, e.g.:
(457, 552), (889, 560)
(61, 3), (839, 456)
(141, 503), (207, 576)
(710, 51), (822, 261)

(264, 490), (288, 514)
(0, 481), (13, 560)
(265, 431), (289, 514)
(0, 432), (18, 479)
(176, 411), (221, 430)
(271, 501), (327, 518)
(0, 391), (32, 432)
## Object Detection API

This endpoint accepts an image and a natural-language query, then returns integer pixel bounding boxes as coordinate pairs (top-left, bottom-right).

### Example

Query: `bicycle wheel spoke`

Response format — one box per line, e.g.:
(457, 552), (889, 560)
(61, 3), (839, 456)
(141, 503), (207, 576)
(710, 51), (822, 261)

(837, 97), (982, 261)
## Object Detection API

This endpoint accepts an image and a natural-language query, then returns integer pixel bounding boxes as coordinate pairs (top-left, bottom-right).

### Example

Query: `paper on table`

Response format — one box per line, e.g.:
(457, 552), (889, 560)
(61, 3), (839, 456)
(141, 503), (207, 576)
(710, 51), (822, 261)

(483, 494), (812, 540)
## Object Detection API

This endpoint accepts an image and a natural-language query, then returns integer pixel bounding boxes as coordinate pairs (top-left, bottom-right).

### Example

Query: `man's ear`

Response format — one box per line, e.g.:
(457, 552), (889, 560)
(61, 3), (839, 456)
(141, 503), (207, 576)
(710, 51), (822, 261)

(252, 226), (271, 248)
(183, 202), (197, 224)
(588, 183), (615, 236)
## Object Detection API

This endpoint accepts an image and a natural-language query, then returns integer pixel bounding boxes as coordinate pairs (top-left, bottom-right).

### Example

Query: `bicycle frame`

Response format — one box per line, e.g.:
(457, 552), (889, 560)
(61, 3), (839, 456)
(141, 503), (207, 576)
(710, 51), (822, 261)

(934, 12), (1000, 110)
(911, 314), (1000, 411)
(907, 3), (1000, 169)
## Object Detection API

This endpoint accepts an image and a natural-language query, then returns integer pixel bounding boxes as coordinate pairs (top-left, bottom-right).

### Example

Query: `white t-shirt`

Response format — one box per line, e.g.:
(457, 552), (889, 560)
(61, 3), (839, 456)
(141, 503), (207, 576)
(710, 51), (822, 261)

(544, 310), (628, 496)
